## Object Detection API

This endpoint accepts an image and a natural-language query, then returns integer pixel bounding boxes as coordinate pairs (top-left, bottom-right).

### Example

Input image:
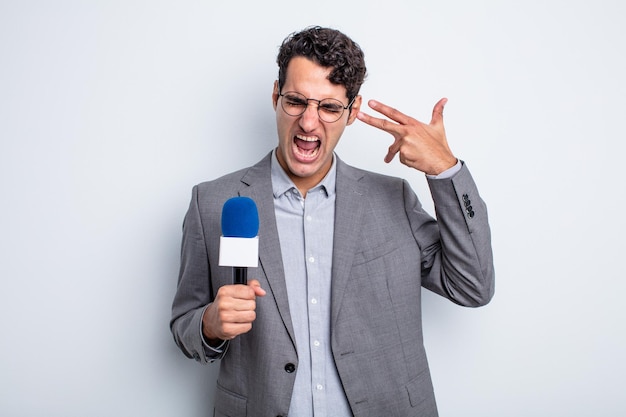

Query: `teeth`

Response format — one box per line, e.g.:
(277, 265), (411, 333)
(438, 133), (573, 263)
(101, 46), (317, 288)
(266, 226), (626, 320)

(296, 135), (319, 142)
(295, 146), (319, 158)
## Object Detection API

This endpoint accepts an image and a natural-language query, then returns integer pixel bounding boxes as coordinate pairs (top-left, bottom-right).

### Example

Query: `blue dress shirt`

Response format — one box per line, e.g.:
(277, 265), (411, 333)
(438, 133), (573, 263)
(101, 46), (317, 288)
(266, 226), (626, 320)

(271, 150), (353, 417)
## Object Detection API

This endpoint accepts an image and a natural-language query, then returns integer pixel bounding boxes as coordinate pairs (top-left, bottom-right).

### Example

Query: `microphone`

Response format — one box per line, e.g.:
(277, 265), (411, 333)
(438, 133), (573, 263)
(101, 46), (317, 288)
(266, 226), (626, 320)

(219, 197), (259, 285)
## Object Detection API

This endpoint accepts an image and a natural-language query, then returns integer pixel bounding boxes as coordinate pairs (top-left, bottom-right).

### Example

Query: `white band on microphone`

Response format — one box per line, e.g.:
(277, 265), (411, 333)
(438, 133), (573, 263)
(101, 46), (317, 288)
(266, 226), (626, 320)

(218, 236), (259, 267)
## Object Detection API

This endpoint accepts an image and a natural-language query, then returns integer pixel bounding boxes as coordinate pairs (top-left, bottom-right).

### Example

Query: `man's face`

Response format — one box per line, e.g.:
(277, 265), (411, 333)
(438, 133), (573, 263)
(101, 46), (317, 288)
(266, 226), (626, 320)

(272, 56), (361, 193)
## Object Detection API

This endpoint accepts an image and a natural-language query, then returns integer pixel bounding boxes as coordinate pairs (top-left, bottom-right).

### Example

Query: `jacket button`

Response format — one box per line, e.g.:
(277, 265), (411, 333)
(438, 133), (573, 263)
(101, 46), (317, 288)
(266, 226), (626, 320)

(284, 363), (296, 373)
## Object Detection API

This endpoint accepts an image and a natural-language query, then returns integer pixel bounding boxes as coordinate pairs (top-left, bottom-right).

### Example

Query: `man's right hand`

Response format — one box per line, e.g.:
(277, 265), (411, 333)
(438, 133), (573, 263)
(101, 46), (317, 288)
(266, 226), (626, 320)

(202, 279), (266, 344)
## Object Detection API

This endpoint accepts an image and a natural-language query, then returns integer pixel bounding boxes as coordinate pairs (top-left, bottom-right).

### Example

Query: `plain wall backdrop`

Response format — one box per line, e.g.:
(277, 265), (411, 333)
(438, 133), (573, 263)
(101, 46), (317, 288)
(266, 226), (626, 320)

(1, 1), (624, 416)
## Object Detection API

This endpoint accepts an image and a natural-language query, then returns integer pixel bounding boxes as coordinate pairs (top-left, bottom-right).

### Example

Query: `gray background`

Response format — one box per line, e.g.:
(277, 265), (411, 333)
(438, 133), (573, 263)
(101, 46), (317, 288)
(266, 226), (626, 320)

(1, 0), (624, 416)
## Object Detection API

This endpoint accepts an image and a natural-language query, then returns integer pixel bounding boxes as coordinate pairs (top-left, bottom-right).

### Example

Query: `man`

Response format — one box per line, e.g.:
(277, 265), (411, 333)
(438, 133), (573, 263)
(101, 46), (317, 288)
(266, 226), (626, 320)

(171, 26), (494, 417)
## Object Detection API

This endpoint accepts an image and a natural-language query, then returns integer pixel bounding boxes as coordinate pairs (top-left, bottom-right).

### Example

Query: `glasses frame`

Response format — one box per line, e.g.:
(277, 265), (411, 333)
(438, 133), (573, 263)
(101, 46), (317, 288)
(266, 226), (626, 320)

(278, 90), (356, 123)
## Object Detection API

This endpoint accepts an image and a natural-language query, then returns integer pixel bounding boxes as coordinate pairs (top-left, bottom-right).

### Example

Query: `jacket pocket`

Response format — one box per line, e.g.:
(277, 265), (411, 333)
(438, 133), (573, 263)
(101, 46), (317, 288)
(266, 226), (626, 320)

(353, 239), (397, 266)
(213, 382), (247, 417)
(405, 367), (437, 412)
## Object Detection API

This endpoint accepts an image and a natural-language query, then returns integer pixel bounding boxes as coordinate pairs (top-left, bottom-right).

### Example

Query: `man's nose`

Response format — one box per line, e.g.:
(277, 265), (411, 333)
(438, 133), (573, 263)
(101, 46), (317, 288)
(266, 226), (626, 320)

(299, 102), (320, 130)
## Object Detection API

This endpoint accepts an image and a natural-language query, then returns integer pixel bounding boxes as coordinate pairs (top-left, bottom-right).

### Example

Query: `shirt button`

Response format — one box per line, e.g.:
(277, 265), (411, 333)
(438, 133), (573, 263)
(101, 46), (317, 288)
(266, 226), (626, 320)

(313, 340), (320, 347)
(306, 215), (313, 221)
(308, 256), (315, 263)
(311, 298), (317, 304)
(316, 384), (324, 390)
(284, 363), (296, 373)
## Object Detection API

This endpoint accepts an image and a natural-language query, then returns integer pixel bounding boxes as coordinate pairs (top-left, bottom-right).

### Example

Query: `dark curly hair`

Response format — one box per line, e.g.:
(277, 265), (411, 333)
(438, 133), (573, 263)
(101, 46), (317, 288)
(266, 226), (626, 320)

(277, 26), (367, 103)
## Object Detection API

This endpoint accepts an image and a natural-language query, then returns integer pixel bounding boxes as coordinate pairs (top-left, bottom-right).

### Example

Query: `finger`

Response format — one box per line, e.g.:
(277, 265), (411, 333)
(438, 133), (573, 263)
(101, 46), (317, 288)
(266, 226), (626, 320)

(356, 111), (400, 163)
(368, 100), (412, 125)
(213, 295), (255, 315)
(219, 283), (256, 300)
(430, 97), (448, 125)
(249, 279), (266, 297)
(357, 110), (396, 133)
(231, 298), (257, 312)
(384, 140), (401, 164)
(221, 322), (253, 340)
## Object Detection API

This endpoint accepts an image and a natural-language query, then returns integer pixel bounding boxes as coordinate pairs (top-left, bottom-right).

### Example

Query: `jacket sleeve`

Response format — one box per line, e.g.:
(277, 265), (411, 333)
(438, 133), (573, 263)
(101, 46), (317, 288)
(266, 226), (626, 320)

(413, 161), (495, 307)
(170, 185), (226, 364)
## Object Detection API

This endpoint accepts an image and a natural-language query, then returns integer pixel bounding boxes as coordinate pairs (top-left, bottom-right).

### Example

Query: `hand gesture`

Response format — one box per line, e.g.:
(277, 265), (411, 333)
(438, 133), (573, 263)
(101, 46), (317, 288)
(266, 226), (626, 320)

(357, 98), (457, 175)
(202, 279), (266, 343)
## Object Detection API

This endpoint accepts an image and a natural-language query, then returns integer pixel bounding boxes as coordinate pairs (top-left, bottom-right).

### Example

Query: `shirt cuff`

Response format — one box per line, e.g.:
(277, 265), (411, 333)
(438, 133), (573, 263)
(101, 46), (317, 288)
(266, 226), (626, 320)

(426, 159), (461, 179)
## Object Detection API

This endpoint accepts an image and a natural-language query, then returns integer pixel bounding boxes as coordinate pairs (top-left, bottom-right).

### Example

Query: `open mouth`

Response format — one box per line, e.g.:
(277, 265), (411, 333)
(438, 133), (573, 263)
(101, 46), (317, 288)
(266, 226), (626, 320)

(294, 135), (320, 159)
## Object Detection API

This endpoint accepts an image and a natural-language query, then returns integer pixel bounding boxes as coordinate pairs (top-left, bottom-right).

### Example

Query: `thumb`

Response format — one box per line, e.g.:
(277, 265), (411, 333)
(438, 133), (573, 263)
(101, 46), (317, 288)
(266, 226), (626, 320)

(249, 279), (267, 297)
(430, 97), (448, 125)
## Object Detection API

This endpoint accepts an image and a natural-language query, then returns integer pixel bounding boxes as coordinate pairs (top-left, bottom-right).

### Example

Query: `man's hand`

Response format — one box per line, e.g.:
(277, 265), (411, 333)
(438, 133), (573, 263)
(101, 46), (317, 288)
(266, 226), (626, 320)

(202, 279), (266, 344)
(357, 98), (457, 175)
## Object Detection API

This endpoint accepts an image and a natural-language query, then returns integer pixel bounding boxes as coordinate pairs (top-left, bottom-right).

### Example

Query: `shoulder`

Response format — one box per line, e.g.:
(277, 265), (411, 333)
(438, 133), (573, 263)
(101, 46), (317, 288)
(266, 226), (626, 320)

(337, 157), (409, 192)
(195, 167), (248, 193)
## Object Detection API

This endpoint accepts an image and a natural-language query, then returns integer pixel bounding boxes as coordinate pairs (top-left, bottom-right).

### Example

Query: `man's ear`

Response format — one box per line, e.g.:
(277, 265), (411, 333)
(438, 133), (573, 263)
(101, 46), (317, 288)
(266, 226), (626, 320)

(272, 80), (279, 110)
(346, 95), (362, 126)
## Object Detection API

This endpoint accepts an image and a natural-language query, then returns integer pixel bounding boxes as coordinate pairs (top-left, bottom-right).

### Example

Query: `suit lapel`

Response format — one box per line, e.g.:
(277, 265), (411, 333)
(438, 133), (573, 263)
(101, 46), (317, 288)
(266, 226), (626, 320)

(238, 153), (297, 349)
(236, 154), (367, 346)
(331, 159), (367, 328)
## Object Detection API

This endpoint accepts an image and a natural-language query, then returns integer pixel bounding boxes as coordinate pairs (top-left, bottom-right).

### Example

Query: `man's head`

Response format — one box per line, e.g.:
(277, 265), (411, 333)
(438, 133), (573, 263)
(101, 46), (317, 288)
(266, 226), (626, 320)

(276, 26), (367, 103)
(272, 27), (367, 195)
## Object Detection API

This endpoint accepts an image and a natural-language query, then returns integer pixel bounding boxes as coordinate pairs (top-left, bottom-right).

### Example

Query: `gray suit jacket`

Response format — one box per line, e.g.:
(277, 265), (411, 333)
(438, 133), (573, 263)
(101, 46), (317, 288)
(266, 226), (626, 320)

(171, 153), (494, 417)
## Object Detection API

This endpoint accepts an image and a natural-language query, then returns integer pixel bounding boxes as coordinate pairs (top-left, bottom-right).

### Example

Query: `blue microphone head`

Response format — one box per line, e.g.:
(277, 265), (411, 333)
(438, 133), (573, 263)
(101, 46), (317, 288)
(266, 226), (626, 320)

(221, 197), (259, 238)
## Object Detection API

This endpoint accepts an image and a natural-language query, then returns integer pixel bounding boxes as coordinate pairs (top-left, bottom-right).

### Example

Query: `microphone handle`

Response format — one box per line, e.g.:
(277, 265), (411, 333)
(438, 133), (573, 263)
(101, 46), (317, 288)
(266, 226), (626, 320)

(233, 267), (247, 285)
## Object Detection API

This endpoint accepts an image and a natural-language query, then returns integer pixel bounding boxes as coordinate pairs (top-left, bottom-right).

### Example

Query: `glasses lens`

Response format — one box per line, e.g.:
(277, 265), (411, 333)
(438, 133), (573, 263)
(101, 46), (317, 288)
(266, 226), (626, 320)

(281, 92), (308, 117)
(318, 99), (345, 123)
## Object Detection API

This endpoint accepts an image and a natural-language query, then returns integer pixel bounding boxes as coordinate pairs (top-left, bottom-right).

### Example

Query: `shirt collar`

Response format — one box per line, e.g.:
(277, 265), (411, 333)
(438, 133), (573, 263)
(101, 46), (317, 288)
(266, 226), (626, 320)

(271, 149), (336, 198)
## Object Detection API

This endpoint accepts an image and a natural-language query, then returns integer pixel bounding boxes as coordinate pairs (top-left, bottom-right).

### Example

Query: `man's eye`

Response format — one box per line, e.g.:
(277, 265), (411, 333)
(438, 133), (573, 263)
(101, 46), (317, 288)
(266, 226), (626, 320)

(285, 97), (306, 107)
(320, 104), (342, 113)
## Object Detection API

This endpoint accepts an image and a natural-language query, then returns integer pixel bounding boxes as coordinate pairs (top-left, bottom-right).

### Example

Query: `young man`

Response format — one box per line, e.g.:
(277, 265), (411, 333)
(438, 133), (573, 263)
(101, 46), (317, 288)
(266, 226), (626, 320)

(171, 26), (494, 417)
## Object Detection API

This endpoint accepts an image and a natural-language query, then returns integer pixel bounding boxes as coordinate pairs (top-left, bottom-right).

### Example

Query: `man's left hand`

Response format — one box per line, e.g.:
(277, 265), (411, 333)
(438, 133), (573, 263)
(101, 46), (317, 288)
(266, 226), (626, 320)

(357, 98), (457, 175)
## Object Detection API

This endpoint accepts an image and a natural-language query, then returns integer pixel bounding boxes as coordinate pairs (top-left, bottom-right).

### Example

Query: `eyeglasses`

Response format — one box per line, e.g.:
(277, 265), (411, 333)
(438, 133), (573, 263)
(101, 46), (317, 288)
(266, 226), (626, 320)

(278, 91), (355, 123)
